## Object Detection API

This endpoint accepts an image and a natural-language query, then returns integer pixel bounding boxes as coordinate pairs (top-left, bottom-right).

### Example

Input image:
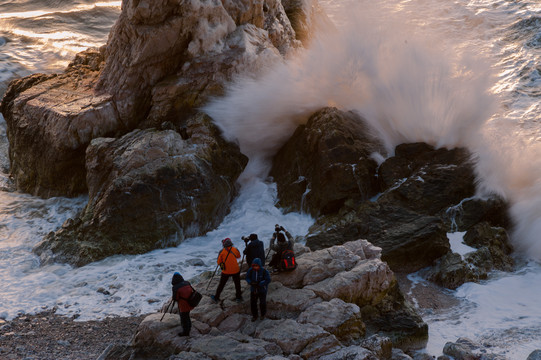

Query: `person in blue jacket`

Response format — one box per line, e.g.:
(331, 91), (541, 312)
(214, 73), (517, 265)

(245, 257), (271, 321)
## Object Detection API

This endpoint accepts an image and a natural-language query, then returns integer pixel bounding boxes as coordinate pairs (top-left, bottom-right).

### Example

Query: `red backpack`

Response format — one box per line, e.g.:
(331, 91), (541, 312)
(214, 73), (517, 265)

(281, 249), (297, 271)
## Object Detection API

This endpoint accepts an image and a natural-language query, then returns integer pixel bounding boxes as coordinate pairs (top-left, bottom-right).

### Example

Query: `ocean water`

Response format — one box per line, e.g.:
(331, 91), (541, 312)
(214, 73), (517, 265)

(1, 0), (540, 358)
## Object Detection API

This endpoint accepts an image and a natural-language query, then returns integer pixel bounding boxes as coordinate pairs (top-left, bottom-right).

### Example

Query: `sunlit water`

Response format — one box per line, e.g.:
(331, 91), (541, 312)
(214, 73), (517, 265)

(0, 0), (540, 358)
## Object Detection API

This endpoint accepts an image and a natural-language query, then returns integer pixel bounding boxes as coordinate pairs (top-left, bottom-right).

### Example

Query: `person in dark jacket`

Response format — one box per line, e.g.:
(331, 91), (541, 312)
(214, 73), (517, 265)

(268, 224), (293, 271)
(243, 233), (266, 267)
(171, 272), (194, 337)
(245, 258), (271, 321)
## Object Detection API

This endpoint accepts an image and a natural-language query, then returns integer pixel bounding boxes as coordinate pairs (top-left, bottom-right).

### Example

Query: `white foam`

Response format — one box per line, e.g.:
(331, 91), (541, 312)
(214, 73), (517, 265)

(448, 232), (476, 256)
(0, 179), (313, 321)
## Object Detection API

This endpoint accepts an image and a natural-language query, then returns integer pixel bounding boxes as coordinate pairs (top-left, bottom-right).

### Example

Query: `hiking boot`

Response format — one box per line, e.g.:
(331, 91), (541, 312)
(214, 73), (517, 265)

(251, 316), (257, 322)
(210, 295), (220, 303)
(178, 331), (190, 337)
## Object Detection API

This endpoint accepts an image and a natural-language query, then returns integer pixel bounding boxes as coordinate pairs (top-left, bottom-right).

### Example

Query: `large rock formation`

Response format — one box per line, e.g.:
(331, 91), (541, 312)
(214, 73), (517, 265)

(0, 51), (110, 197)
(270, 107), (385, 216)
(34, 113), (247, 266)
(270, 109), (513, 282)
(0, 0), (304, 198)
(99, 240), (428, 360)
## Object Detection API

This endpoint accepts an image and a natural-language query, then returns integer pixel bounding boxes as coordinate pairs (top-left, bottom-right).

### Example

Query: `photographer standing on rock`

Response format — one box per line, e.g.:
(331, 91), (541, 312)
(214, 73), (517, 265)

(210, 238), (243, 303)
(268, 224), (293, 271)
(245, 258), (271, 321)
(243, 233), (266, 267)
(171, 272), (194, 337)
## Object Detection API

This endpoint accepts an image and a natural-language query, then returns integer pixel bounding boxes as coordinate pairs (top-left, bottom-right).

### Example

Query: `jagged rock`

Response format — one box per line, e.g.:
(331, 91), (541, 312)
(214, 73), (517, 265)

(128, 241), (426, 359)
(270, 107), (385, 216)
(426, 222), (514, 289)
(425, 252), (478, 290)
(391, 348), (413, 359)
(0, 51), (112, 197)
(33, 113), (247, 266)
(463, 222), (514, 271)
(98, 0), (298, 126)
(2, 0), (301, 198)
(443, 196), (511, 232)
(298, 298), (365, 343)
(142, 23), (283, 128)
(306, 202), (450, 273)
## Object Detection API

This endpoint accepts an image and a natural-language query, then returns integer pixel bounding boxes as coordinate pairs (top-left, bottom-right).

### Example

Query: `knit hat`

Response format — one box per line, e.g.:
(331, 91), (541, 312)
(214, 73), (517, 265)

(252, 258), (262, 267)
(249, 233), (258, 241)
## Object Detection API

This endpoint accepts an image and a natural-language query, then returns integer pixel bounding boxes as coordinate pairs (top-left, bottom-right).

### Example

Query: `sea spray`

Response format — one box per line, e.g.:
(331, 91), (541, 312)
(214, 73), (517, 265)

(204, 2), (499, 178)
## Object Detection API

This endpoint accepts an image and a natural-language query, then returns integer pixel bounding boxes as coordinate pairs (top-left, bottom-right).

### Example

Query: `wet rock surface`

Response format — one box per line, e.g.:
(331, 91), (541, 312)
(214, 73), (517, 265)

(111, 240), (428, 360)
(34, 113), (247, 267)
(272, 122), (514, 285)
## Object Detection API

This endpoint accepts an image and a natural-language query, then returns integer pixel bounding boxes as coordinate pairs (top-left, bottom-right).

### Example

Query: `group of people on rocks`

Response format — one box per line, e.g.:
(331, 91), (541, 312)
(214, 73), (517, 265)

(170, 224), (295, 337)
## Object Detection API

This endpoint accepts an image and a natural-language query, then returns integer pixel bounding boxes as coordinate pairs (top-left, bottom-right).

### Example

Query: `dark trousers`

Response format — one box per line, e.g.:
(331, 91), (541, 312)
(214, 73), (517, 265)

(215, 272), (242, 299)
(269, 253), (281, 268)
(250, 290), (267, 317)
(179, 311), (191, 334)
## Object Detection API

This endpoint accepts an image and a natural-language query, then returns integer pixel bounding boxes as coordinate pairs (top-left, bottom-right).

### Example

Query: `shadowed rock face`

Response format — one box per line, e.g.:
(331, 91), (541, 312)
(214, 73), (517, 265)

(270, 107), (386, 217)
(271, 112), (513, 279)
(33, 113), (248, 267)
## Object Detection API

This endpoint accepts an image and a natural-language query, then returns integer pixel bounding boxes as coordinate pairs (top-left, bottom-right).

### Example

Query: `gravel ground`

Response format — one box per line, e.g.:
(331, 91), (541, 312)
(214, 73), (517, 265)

(0, 310), (147, 360)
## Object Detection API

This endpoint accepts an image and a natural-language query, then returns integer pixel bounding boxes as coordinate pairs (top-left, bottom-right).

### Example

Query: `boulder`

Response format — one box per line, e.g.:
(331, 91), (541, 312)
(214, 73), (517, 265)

(0, 51), (112, 197)
(306, 202), (450, 273)
(298, 298), (365, 343)
(463, 222), (514, 271)
(442, 196), (511, 232)
(98, 0), (298, 127)
(33, 113), (247, 266)
(2, 0), (301, 198)
(270, 107), (385, 216)
(252, 319), (329, 354)
(377, 143), (476, 215)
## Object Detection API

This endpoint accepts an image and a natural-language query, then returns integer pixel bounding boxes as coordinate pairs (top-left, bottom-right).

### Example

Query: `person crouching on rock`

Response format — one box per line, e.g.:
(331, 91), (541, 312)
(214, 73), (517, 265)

(268, 224), (293, 272)
(245, 258), (271, 321)
(211, 238), (243, 303)
(243, 233), (266, 267)
(171, 272), (193, 337)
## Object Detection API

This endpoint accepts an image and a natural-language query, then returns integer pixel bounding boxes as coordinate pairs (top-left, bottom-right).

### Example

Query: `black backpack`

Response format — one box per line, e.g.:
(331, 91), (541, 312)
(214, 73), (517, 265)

(180, 285), (203, 308)
(280, 249), (297, 271)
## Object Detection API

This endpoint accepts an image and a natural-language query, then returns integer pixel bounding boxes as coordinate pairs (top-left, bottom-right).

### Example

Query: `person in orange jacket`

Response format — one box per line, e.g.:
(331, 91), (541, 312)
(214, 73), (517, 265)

(210, 238), (243, 303)
(171, 272), (194, 336)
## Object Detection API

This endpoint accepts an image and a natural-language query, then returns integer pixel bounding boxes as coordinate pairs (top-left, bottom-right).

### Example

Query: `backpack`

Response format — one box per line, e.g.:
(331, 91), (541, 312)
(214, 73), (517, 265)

(180, 285), (203, 308)
(280, 249), (297, 271)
